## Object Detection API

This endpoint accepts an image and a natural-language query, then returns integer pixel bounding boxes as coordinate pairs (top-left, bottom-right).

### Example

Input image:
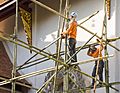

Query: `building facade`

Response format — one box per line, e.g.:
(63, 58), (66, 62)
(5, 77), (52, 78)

(0, 0), (120, 93)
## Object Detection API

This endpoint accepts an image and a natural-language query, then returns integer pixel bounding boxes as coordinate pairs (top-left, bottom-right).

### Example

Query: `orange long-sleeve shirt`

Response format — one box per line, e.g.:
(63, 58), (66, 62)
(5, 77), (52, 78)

(91, 48), (102, 58)
(63, 21), (77, 39)
(88, 45), (103, 58)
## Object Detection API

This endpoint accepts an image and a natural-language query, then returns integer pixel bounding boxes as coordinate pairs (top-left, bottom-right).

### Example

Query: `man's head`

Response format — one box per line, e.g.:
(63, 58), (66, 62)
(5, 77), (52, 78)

(89, 45), (97, 52)
(70, 12), (77, 19)
(87, 45), (97, 56)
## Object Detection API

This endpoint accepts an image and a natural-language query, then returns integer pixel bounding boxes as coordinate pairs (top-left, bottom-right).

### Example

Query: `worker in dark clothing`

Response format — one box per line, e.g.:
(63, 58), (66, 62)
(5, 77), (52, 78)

(87, 39), (104, 86)
(61, 12), (78, 63)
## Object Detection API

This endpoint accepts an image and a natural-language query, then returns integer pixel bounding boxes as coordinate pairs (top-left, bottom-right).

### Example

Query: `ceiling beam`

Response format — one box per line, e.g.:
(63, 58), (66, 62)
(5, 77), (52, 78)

(0, 0), (31, 22)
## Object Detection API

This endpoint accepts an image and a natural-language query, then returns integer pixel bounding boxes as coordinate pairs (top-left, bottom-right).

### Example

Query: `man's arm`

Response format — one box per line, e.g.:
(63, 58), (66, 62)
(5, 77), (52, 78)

(61, 22), (74, 36)
(87, 48), (93, 56)
(97, 39), (104, 51)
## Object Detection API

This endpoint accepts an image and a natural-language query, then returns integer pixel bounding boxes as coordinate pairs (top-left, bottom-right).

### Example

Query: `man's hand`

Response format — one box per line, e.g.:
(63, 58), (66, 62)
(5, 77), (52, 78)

(96, 38), (100, 43)
(61, 32), (66, 39)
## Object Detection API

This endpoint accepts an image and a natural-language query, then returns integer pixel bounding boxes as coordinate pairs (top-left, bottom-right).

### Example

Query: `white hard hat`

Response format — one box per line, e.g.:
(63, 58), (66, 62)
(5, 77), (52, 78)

(70, 12), (77, 18)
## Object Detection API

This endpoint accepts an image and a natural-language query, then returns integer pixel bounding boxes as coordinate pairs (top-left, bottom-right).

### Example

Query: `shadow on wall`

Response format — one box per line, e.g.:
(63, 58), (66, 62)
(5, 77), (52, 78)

(110, 0), (115, 19)
(0, 15), (15, 35)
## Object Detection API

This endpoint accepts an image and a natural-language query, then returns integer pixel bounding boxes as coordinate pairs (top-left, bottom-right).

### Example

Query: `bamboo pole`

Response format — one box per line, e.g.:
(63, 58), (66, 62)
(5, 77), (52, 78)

(36, 73), (55, 93)
(71, 55), (113, 65)
(0, 42), (118, 92)
(16, 37), (55, 56)
(68, 75), (84, 93)
(30, 0), (119, 53)
(72, 67), (119, 92)
(93, 53), (101, 93)
(0, 34), (118, 92)
(0, 7), (116, 71)
(2, 30), (118, 72)
(17, 56), (46, 70)
(11, 0), (18, 92)
(104, 0), (110, 92)
(0, 36), (69, 67)
(57, 38), (118, 58)
(0, 77), (38, 90)
(66, 33), (97, 64)
(0, 0), (119, 92)
(30, 0), (67, 19)
(79, 11), (99, 25)
(26, 55), (114, 93)
(107, 37), (120, 42)
(63, 0), (69, 93)
(69, 82), (118, 91)
(0, 62), (118, 91)
(0, 6), (118, 93)
(18, 54), (113, 71)
(78, 25), (120, 51)
(53, 0), (63, 92)
(36, 33), (99, 92)
(0, 62), (118, 92)
(109, 82), (120, 85)
(16, 41), (114, 71)
(18, 58), (49, 70)
(0, 8), (102, 72)
(15, 36), (60, 70)
(0, 66), (62, 86)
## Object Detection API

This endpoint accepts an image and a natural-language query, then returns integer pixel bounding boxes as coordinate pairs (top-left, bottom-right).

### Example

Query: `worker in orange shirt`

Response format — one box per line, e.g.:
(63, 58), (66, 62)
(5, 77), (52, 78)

(61, 12), (78, 63)
(87, 39), (104, 87)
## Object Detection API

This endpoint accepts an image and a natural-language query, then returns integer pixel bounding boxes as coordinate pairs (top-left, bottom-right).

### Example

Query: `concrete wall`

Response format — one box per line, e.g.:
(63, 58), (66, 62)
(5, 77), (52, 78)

(0, 0), (119, 93)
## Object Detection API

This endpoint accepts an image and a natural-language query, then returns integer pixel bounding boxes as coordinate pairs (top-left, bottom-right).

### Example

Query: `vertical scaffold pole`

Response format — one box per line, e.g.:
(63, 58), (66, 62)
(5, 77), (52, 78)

(53, 0), (63, 92)
(12, 0), (18, 93)
(104, 0), (109, 93)
(63, 0), (69, 93)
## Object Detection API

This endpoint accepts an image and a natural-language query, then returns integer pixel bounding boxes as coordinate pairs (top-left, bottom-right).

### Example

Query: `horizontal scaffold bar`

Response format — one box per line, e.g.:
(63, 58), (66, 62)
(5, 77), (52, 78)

(71, 55), (114, 65)
(0, 66), (62, 86)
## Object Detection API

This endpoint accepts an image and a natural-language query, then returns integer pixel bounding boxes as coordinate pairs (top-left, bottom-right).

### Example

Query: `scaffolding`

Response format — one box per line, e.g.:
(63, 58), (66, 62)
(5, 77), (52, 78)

(0, 0), (120, 93)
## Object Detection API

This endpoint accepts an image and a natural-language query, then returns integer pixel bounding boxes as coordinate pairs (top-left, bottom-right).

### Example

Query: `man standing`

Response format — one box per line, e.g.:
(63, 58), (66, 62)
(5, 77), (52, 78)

(61, 12), (78, 63)
(87, 39), (104, 87)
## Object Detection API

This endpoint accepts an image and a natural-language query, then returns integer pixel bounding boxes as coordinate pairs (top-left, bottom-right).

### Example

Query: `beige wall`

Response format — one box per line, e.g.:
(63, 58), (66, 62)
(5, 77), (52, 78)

(0, 0), (8, 4)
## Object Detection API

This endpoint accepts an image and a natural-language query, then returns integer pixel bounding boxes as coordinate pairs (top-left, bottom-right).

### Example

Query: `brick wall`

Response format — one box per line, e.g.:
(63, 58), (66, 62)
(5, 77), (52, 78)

(0, 41), (30, 93)
(0, 41), (12, 78)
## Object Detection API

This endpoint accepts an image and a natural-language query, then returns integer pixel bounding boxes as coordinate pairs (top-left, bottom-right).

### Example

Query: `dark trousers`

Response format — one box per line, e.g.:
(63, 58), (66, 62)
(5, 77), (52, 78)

(68, 38), (77, 63)
(92, 60), (104, 85)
